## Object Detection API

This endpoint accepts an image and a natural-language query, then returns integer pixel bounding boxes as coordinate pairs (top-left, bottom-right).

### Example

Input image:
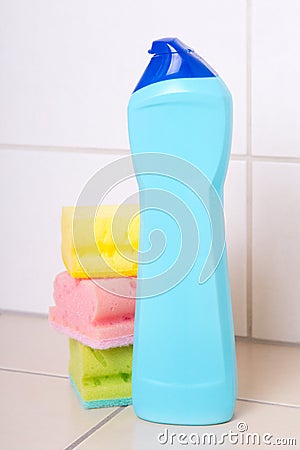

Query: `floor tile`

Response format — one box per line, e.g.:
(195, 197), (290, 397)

(3, 314), (299, 408)
(0, 370), (116, 450)
(252, 162), (300, 342)
(0, 313), (68, 376)
(77, 402), (300, 449)
(1, 314), (300, 449)
(237, 339), (300, 407)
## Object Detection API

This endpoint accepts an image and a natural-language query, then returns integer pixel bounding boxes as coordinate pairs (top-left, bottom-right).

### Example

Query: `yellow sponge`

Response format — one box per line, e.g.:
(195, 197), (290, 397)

(62, 205), (139, 278)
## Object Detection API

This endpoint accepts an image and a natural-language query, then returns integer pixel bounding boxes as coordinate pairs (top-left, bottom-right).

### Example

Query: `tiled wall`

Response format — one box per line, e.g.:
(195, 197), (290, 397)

(0, 1), (299, 343)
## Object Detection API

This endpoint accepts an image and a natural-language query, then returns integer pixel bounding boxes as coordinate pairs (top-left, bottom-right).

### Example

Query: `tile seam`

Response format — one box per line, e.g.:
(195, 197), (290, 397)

(0, 367), (68, 379)
(0, 143), (130, 155)
(1, 144), (300, 163)
(246, 0), (253, 338)
(64, 407), (126, 450)
(237, 396), (300, 410)
(236, 335), (300, 347)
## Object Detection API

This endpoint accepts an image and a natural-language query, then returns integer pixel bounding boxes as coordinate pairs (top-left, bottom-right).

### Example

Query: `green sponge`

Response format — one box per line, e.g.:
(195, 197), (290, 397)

(68, 338), (133, 409)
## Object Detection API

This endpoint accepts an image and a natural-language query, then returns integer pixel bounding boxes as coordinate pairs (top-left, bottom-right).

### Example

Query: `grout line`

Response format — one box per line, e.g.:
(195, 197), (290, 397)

(250, 154), (300, 163)
(230, 154), (300, 164)
(0, 309), (48, 318)
(0, 143), (130, 155)
(64, 407), (126, 450)
(0, 367), (69, 379)
(236, 335), (300, 347)
(0, 313), (299, 347)
(246, 0), (253, 338)
(1, 142), (300, 163)
(230, 154), (248, 161)
(246, 161), (253, 338)
(237, 396), (300, 410)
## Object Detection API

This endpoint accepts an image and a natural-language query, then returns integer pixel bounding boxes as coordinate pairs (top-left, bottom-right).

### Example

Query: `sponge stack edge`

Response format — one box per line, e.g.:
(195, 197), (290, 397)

(49, 204), (138, 409)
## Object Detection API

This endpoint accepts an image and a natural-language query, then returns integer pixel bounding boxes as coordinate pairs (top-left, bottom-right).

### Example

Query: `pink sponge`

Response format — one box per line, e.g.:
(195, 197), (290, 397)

(49, 272), (136, 349)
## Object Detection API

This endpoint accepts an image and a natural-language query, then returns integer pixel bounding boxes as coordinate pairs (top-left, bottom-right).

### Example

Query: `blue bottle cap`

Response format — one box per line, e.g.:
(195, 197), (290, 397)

(133, 37), (217, 93)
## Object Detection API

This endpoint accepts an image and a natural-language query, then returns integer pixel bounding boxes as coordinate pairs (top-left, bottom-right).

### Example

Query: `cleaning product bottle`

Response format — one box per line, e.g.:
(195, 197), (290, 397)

(127, 37), (237, 425)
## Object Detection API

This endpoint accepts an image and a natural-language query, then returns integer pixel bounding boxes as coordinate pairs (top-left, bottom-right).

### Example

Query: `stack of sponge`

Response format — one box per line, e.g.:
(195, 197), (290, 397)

(49, 205), (139, 408)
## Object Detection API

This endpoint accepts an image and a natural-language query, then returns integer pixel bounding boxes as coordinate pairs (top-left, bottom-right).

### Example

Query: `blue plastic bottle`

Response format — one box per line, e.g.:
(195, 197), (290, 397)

(128, 38), (237, 425)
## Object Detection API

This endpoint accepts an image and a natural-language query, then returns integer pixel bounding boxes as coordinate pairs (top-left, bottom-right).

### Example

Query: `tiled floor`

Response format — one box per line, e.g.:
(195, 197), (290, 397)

(1, 313), (299, 449)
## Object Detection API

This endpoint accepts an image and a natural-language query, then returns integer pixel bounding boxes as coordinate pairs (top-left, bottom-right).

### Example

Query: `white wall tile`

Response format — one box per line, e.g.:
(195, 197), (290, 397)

(0, 149), (137, 313)
(252, 162), (300, 342)
(225, 160), (248, 336)
(252, 0), (300, 157)
(0, 0), (246, 154)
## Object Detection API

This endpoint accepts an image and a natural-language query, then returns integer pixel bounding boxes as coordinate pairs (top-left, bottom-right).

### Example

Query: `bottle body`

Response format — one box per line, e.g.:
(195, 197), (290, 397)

(128, 77), (237, 425)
